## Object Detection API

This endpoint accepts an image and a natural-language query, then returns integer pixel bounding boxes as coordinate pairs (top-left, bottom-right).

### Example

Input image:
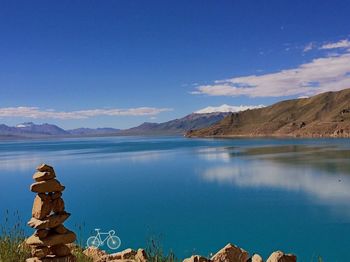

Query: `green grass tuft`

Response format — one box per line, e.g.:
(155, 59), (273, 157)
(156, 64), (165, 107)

(146, 236), (178, 262)
(0, 210), (92, 262)
(0, 210), (31, 262)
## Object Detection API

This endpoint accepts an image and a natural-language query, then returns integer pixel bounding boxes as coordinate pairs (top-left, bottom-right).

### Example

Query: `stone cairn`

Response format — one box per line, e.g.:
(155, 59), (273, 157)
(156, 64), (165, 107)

(26, 164), (76, 262)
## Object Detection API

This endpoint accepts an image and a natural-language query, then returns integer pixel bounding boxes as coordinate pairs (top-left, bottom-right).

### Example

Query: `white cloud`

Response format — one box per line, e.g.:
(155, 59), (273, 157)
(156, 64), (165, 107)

(195, 104), (264, 114)
(191, 51), (350, 98)
(320, 39), (350, 50)
(303, 42), (315, 52)
(0, 106), (172, 119)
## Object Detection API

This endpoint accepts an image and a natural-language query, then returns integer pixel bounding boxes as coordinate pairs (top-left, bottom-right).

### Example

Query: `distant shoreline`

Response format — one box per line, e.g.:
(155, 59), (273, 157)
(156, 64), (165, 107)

(1, 132), (349, 142)
(186, 133), (350, 139)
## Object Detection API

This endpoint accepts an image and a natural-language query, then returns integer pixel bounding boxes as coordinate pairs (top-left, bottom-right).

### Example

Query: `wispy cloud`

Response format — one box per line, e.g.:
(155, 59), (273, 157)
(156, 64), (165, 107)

(303, 42), (315, 52)
(0, 106), (172, 119)
(195, 104), (264, 114)
(304, 39), (350, 52)
(192, 47), (350, 98)
(320, 39), (350, 50)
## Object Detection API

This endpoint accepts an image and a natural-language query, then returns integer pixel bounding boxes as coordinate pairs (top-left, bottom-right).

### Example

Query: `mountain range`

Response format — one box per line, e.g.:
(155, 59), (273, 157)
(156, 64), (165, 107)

(0, 112), (228, 139)
(186, 88), (350, 138)
(3, 88), (350, 140)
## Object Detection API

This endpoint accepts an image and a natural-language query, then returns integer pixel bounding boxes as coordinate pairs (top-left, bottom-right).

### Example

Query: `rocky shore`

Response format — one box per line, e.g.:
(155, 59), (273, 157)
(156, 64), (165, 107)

(82, 243), (296, 262)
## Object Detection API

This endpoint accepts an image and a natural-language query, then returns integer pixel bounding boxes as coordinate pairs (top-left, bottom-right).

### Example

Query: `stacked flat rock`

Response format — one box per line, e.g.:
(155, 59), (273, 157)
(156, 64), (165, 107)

(26, 164), (76, 262)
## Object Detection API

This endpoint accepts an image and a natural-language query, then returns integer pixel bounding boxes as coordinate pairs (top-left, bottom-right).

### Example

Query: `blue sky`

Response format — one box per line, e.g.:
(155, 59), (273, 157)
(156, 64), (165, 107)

(1, 0), (350, 129)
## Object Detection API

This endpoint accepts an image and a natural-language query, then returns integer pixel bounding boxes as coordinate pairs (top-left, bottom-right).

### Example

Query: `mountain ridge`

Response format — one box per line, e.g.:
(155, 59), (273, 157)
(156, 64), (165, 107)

(118, 112), (229, 135)
(0, 112), (229, 139)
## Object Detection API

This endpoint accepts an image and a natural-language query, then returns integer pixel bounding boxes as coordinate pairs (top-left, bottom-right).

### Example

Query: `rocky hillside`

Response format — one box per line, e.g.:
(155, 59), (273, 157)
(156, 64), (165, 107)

(119, 112), (229, 135)
(187, 88), (350, 138)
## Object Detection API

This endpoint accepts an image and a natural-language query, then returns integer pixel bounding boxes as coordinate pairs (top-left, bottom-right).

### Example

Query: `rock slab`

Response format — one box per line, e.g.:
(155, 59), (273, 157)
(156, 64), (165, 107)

(26, 254), (76, 262)
(28, 212), (70, 229)
(26, 230), (76, 246)
(33, 171), (56, 182)
(32, 194), (52, 219)
(30, 179), (65, 193)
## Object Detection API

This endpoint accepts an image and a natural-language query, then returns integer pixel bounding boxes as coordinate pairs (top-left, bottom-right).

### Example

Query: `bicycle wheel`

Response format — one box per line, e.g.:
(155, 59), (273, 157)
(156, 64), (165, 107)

(107, 235), (121, 250)
(86, 236), (100, 248)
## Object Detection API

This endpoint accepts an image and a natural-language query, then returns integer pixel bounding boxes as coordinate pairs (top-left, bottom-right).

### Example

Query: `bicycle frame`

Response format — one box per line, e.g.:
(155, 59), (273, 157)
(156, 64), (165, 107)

(87, 229), (121, 250)
(93, 229), (114, 245)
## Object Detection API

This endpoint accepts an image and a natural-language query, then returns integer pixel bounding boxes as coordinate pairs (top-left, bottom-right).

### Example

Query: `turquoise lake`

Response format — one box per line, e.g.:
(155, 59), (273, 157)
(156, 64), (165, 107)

(0, 136), (350, 261)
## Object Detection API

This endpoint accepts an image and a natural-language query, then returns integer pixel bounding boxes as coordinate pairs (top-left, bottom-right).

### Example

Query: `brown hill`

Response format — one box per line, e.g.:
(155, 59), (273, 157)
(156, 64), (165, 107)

(186, 88), (350, 138)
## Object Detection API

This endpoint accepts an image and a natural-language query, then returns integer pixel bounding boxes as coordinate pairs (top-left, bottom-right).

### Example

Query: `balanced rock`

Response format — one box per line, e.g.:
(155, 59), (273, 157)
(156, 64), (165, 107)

(50, 244), (71, 257)
(52, 197), (65, 213)
(35, 229), (49, 239)
(31, 246), (49, 258)
(28, 212), (70, 229)
(26, 254), (76, 262)
(32, 194), (52, 219)
(183, 255), (210, 262)
(33, 171), (56, 182)
(26, 230), (76, 246)
(266, 251), (296, 262)
(37, 164), (56, 176)
(30, 179), (65, 193)
(49, 192), (62, 200)
(211, 243), (249, 262)
(53, 224), (68, 234)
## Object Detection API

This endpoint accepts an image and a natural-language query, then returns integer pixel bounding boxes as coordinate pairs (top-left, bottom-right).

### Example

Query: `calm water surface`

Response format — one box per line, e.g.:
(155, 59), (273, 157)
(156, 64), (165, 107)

(0, 136), (350, 261)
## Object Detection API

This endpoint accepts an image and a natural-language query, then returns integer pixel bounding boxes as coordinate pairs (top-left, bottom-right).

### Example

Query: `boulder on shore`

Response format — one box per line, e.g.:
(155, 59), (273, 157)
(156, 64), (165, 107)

(83, 243), (297, 262)
(183, 255), (210, 262)
(266, 251), (296, 262)
(84, 247), (148, 262)
(83, 247), (107, 261)
(211, 243), (249, 262)
(248, 254), (264, 262)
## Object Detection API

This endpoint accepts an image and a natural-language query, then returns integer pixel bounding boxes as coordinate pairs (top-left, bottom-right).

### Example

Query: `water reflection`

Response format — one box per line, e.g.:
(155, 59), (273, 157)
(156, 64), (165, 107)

(200, 144), (350, 203)
(202, 163), (350, 200)
(0, 150), (166, 172)
(240, 145), (350, 175)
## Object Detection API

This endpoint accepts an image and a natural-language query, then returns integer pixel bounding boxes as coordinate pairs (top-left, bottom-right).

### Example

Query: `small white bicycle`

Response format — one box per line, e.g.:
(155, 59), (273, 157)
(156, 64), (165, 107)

(86, 229), (121, 250)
